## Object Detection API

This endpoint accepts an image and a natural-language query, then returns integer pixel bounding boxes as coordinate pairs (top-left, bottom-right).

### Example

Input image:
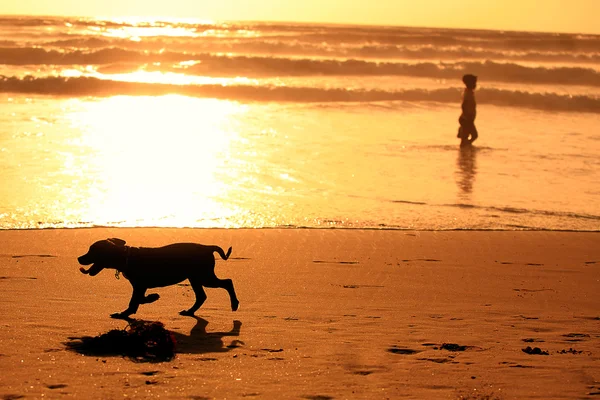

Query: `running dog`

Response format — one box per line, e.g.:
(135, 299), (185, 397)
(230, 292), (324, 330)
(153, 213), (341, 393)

(78, 238), (239, 319)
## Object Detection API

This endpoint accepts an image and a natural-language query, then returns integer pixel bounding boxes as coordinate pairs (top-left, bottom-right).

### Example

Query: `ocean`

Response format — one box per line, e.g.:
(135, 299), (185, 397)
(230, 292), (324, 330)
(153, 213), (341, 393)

(0, 16), (599, 230)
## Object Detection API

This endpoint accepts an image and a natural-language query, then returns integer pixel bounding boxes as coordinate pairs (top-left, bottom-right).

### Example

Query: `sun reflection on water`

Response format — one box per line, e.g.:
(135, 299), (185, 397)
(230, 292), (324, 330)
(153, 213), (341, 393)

(66, 95), (246, 227)
(78, 16), (263, 40)
(59, 67), (258, 87)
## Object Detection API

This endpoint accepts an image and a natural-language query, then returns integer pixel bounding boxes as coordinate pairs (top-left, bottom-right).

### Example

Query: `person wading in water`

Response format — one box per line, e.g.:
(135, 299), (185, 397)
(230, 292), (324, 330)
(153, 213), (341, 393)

(457, 74), (478, 147)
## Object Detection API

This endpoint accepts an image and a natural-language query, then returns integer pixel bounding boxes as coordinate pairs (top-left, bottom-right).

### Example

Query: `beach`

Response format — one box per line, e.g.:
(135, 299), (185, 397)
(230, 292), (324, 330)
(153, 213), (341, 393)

(1, 228), (598, 399)
(1, 16), (599, 399)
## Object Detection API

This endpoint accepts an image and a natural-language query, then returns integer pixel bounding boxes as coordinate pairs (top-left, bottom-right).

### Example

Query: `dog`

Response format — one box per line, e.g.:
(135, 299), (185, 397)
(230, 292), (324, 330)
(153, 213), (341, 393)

(78, 238), (239, 319)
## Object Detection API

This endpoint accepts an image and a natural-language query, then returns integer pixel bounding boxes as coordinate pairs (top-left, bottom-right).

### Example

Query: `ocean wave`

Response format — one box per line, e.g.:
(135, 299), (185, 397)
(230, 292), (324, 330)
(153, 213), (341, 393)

(1, 75), (599, 113)
(5, 39), (600, 66)
(0, 16), (60, 27)
(2, 48), (600, 87)
(173, 57), (600, 87)
(3, 16), (600, 53)
(292, 30), (600, 52)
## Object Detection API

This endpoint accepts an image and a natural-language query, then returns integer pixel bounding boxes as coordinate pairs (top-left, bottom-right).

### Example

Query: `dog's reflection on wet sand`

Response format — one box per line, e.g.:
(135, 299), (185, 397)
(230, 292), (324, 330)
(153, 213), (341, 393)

(173, 316), (243, 354)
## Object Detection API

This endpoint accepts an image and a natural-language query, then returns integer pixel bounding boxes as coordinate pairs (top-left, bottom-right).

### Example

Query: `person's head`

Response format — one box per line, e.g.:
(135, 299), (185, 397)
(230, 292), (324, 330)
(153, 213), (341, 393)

(462, 74), (477, 90)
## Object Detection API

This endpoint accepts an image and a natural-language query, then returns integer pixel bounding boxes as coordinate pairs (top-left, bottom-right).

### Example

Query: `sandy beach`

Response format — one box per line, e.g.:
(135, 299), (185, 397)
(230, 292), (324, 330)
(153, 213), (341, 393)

(0, 228), (598, 399)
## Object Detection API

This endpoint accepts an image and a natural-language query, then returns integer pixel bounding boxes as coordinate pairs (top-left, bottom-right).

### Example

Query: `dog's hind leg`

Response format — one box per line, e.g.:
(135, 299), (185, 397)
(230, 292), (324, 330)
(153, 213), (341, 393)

(205, 277), (239, 312)
(180, 278), (207, 316)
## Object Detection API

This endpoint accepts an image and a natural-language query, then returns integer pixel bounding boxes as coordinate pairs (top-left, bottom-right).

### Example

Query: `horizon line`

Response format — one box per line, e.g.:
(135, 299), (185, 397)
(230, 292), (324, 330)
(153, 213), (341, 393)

(1, 13), (599, 37)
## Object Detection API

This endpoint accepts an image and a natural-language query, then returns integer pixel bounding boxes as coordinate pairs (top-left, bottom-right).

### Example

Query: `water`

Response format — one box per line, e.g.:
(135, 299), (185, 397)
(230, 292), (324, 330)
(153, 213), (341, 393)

(0, 16), (599, 230)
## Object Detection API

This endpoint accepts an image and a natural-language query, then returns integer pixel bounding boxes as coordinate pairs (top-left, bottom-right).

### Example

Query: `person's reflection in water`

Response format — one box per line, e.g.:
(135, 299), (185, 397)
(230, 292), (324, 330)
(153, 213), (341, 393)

(456, 146), (477, 200)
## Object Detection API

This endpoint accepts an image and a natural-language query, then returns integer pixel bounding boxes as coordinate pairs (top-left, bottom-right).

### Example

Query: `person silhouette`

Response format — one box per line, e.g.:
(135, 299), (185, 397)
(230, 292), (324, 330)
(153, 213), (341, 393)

(457, 74), (478, 147)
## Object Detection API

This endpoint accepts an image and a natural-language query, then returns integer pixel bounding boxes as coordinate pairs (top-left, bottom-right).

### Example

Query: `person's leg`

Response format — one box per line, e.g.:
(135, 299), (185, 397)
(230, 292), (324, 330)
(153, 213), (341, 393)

(458, 117), (469, 140)
(469, 124), (478, 143)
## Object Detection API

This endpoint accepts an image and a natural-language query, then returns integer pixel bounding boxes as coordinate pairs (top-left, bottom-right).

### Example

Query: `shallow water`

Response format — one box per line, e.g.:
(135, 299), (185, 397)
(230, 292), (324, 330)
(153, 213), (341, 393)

(1, 95), (598, 230)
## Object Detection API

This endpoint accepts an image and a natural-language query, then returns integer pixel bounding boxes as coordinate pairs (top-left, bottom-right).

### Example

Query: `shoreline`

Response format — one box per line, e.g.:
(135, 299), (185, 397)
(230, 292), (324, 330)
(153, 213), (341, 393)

(1, 229), (598, 399)
(1, 226), (599, 232)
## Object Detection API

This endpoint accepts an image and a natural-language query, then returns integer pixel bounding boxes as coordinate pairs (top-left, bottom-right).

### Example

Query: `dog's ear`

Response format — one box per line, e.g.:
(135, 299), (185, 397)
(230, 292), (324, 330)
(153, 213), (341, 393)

(108, 238), (126, 246)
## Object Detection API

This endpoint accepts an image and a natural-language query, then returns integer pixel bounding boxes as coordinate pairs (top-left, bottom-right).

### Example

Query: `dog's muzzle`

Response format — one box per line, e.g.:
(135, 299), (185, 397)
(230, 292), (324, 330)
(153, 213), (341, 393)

(78, 253), (93, 265)
(78, 253), (104, 276)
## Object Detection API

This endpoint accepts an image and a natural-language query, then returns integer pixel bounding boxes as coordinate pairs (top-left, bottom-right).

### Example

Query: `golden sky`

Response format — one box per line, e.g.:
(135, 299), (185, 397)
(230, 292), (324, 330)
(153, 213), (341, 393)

(2, 0), (599, 34)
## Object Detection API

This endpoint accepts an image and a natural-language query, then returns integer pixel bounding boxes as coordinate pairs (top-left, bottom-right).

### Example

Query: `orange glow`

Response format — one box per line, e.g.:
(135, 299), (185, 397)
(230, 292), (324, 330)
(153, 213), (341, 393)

(0, 0), (599, 34)
(66, 96), (246, 227)
(59, 68), (258, 86)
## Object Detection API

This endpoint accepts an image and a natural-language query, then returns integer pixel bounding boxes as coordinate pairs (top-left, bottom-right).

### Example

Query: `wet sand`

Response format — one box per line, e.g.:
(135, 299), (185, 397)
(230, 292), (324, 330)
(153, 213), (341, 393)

(0, 228), (598, 399)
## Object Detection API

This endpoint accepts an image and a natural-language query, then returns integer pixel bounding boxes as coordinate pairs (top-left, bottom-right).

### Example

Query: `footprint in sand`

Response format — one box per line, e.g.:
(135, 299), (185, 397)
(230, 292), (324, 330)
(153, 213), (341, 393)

(417, 357), (457, 364)
(500, 361), (535, 368)
(3, 395), (26, 400)
(517, 315), (540, 320)
(346, 364), (387, 376)
(313, 260), (359, 265)
(341, 284), (384, 289)
(353, 370), (374, 376)
(0, 276), (37, 280)
(261, 348), (284, 353)
(562, 333), (590, 342)
(46, 384), (68, 389)
(387, 346), (421, 355)
(439, 343), (468, 351)
(421, 342), (482, 352)
(513, 288), (554, 293)
(522, 338), (545, 343)
(557, 348), (584, 354)
(522, 346), (549, 355)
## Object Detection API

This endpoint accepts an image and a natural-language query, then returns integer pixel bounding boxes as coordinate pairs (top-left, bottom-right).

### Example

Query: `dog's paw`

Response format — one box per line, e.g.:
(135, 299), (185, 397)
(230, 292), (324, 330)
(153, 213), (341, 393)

(143, 293), (160, 304)
(110, 312), (131, 319)
(179, 309), (195, 317)
(231, 300), (240, 312)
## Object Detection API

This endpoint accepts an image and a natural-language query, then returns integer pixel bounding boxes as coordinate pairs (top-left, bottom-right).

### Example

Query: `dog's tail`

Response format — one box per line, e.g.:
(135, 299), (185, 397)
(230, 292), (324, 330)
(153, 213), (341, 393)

(212, 246), (232, 260)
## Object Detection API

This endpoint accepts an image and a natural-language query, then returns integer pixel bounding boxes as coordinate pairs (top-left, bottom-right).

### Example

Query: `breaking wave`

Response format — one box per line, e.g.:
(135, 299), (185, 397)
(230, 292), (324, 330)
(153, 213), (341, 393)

(1, 75), (598, 113)
(2, 16), (599, 112)
(3, 16), (599, 51)
(2, 38), (600, 65)
(2, 47), (600, 87)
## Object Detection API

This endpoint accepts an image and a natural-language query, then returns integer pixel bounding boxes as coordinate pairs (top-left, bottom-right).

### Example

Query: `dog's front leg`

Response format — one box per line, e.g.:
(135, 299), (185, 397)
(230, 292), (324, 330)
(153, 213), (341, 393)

(110, 286), (147, 319)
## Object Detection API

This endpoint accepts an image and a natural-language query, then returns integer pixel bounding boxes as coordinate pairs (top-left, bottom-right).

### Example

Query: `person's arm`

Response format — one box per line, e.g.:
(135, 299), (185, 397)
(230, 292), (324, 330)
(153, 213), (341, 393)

(462, 91), (476, 119)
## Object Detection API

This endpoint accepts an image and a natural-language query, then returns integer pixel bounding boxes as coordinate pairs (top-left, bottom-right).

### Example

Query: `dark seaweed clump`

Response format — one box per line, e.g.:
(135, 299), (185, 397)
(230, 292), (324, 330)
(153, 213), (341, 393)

(65, 320), (175, 362)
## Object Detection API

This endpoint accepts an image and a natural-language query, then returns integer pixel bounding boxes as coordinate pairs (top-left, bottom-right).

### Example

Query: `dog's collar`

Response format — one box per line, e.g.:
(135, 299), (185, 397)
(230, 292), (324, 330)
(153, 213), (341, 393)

(115, 245), (134, 280)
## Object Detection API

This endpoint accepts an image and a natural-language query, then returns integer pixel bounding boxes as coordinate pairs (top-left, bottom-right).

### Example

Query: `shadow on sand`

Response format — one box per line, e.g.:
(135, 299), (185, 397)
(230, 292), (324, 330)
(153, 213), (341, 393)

(64, 316), (242, 362)
(173, 316), (243, 354)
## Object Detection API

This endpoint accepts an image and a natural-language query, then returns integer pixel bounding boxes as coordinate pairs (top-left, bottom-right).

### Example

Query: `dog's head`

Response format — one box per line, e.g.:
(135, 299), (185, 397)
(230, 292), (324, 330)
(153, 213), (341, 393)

(78, 238), (127, 276)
